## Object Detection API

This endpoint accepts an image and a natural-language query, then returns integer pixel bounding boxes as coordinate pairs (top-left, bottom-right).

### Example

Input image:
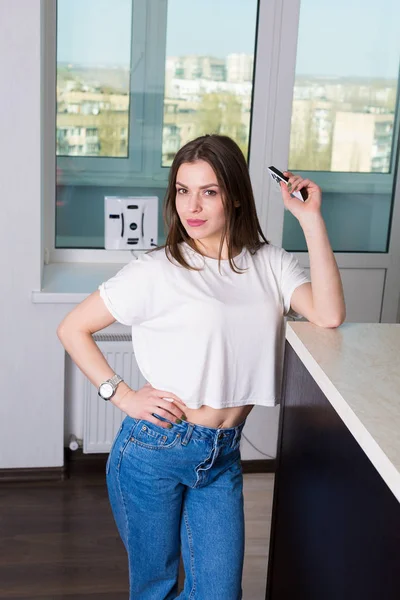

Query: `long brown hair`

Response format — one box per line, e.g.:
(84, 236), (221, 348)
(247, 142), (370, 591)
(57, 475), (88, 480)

(147, 134), (270, 274)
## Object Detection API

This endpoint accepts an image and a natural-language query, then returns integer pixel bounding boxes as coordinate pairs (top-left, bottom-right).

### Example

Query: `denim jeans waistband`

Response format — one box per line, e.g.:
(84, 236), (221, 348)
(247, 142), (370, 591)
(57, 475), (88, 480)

(153, 413), (247, 447)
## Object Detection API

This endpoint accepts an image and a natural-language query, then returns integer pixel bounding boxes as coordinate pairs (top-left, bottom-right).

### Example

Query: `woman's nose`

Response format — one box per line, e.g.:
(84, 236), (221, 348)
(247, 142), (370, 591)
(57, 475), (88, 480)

(186, 192), (202, 210)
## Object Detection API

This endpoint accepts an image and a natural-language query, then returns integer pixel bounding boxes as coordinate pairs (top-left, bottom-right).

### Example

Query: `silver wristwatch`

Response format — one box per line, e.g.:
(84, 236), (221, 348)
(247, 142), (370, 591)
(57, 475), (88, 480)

(98, 374), (124, 401)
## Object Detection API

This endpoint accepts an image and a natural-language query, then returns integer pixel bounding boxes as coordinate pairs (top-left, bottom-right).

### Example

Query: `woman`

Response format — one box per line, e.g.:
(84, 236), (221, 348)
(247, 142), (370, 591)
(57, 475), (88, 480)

(57, 134), (345, 599)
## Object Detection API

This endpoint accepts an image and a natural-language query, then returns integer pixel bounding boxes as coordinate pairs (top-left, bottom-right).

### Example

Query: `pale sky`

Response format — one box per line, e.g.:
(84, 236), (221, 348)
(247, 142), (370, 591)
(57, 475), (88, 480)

(57, 0), (400, 78)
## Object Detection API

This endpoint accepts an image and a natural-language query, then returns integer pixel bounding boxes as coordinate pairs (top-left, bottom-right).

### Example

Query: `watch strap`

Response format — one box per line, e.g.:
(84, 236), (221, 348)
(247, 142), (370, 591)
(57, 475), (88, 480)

(109, 374), (123, 387)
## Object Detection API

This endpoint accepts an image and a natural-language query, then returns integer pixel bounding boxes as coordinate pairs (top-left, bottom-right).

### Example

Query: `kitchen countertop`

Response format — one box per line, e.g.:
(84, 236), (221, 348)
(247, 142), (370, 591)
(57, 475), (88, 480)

(285, 321), (400, 502)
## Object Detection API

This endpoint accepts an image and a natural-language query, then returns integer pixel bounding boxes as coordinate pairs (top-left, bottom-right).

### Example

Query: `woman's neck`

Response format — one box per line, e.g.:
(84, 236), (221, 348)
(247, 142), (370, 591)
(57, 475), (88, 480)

(187, 239), (241, 260)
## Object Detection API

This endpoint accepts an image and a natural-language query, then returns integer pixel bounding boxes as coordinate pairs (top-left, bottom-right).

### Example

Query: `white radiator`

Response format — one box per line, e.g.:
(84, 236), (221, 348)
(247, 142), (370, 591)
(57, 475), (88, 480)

(82, 333), (147, 453)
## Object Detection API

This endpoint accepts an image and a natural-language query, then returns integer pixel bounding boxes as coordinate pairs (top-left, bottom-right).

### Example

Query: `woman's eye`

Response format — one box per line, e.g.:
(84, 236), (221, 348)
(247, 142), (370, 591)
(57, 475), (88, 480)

(176, 188), (217, 196)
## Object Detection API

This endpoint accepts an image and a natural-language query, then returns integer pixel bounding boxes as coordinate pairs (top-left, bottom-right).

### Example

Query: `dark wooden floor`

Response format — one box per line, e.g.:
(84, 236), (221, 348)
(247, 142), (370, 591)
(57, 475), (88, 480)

(0, 453), (274, 599)
(0, 457), (184, 599)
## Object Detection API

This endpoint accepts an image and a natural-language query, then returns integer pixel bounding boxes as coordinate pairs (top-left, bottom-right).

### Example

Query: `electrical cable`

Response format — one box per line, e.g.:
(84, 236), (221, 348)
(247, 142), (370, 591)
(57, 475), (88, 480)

(241, 432), (275, 459)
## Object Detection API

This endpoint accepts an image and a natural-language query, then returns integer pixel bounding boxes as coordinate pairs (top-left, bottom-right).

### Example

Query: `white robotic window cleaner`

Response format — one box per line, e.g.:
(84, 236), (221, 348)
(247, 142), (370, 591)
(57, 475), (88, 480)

(104, 196), (159, 251)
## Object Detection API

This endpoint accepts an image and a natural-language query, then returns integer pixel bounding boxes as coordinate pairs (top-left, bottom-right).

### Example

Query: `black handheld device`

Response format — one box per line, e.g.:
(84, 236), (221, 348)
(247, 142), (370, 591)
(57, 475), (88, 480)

(267, 166), (308, 202)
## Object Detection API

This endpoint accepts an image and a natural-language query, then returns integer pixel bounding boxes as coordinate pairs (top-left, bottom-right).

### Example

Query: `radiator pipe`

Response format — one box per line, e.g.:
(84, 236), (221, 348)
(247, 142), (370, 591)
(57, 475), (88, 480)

(68, 434), (80, 451)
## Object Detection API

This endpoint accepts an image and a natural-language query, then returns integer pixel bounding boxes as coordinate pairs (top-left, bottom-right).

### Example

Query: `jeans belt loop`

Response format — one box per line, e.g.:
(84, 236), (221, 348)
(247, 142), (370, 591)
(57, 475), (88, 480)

(181, 422), (194, 446)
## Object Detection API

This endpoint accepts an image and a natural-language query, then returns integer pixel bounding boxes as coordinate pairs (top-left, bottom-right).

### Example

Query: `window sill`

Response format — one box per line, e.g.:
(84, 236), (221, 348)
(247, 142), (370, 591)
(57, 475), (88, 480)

(31, 262), (126, 304)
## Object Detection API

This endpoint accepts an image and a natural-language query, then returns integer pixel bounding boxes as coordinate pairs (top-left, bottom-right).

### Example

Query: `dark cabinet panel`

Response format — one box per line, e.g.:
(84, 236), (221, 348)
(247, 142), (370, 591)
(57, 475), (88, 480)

(266, 341), (400, 600)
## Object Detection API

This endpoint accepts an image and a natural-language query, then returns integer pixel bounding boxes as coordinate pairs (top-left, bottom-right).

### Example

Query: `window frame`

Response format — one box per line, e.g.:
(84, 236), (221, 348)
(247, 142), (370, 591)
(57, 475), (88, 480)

(46, 0), (268, 263)
(44, 0), (399, 265)
(56, 0), (148, 186)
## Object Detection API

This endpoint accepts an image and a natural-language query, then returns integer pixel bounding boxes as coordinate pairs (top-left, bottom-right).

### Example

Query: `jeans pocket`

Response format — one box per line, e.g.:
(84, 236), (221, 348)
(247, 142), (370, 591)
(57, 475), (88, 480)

(129, 419), (181, 450)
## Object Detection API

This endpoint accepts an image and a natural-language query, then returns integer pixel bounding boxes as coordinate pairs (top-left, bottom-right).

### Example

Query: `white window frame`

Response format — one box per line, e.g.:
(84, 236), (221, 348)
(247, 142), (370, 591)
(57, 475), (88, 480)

(55, 0), (197, 187)
(44, 0), (270, 263)
(42, 0), (399, 265)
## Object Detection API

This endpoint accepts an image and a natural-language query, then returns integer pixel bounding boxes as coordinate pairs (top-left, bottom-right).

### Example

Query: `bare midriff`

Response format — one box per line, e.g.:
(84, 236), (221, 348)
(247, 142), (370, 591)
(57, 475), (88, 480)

(182, 403), (255, 429)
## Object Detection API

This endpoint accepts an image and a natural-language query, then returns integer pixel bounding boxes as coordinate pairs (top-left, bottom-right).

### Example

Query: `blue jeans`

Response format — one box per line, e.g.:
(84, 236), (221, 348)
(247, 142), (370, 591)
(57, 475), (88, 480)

(106, 412), (247, 600)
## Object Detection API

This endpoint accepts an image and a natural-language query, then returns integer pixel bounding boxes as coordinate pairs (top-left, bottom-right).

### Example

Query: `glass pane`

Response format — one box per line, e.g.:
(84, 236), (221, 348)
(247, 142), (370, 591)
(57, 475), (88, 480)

(56, 0), (132, 158)
(283, 0), (400, 253)
(162, 0), (259, 167)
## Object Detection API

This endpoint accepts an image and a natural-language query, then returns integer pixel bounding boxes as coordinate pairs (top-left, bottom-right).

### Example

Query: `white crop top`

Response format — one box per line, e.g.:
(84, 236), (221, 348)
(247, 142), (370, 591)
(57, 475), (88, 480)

(98, 241), (311, 409)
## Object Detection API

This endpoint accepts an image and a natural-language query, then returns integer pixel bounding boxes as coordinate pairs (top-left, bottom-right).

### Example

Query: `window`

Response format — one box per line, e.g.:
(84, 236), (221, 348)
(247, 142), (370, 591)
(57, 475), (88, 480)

(55, 0), (259, 249)
(56, 0), (131, 159)
(162, 2), (257, 167)
(86, 143), (100, 153)
(283, 0), (400, 253)
(86, 127), (98, 137)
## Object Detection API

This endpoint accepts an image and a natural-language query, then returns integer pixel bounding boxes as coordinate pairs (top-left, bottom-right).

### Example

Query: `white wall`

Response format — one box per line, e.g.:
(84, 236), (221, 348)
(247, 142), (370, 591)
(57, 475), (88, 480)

(0, 0), (66, 468)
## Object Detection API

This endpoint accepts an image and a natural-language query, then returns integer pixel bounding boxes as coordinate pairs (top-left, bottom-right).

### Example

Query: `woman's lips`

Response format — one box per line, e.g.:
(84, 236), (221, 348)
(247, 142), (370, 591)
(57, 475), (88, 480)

(187, 219), (207, 227)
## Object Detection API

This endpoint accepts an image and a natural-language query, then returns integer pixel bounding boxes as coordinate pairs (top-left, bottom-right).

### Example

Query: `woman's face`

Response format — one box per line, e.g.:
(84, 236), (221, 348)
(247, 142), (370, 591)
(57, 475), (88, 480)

(175, 160), (226, 248)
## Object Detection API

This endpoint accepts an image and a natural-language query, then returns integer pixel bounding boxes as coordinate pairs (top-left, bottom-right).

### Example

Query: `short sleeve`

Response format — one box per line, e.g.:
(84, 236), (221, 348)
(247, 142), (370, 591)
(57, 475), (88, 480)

(98, 255), (154, 326)
(279, 247), (311, 319)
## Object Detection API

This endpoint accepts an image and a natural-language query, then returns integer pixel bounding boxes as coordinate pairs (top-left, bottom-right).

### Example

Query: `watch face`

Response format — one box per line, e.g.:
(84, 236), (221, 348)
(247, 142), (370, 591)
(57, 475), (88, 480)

(100, 382), (113, 399)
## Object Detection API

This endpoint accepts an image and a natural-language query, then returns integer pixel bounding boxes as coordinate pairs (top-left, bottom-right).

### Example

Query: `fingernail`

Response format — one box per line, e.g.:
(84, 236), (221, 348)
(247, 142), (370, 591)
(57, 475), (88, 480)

(167, 424), (173, 429)
(176, 419), (182, 424)
(181, 415), (187, 420)
(287, 183), (292, 191)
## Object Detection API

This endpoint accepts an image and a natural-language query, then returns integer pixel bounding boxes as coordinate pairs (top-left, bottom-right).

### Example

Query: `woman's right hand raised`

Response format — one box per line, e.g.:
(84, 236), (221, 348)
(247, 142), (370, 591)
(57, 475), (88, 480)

(117, 383), (188, 429)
